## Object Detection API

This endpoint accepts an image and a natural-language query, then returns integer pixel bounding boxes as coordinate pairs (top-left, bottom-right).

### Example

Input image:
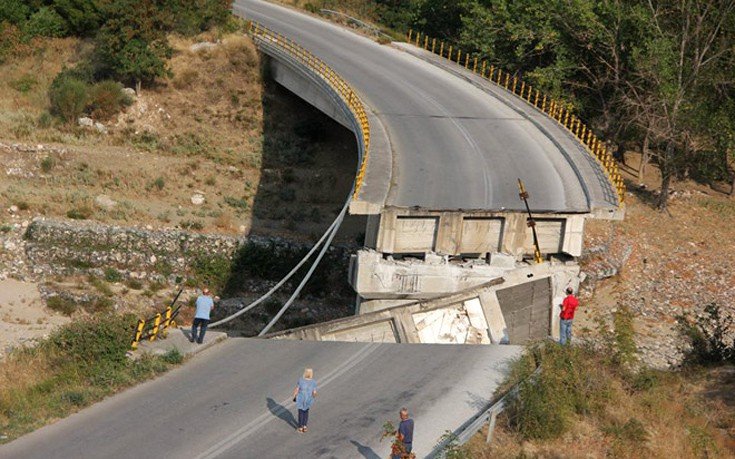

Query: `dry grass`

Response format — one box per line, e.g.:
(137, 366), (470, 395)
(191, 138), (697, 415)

(465, 366), (734, 459)
(0, 30), (361, 242)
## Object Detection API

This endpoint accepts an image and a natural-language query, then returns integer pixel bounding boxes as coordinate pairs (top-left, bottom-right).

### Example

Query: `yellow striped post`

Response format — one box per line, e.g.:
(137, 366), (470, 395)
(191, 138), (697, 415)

(439, 41), (444, 57)
(541, 94), (547, 112)
(457, 49), (461, 63)
(162, 306), (173, 338)
(415, 32), (420, 46)
(423, 35), (429, 49)
(149, 313), (162, 341)
(448, 45), (453, 61)
(131, 319), (145, 350)
(585, 129), (593, 146)
(407, 29), (413, 42)
(431, 38), (436, 53)
(481, 61), (487, 77)
(488, 65), (495, 81)
(503, 73), (510, 88)
(534, 89), (540, 107)
(520, 81), (526, 99)
(511, 77), (518, 94)
(473, 57), (478, 73)
(563, 109), (570, 128)
(464, 53), (470, 68)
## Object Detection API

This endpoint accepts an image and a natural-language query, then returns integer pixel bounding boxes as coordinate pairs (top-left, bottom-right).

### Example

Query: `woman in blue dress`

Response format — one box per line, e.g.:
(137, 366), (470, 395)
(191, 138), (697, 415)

(292, 368), (318, 433)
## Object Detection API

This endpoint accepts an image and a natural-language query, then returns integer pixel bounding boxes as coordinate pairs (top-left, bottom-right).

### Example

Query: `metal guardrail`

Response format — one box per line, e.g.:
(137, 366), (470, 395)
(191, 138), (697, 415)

(247, 21), (371, 200)
(430, 366), (541, 457)
(407, 30), (625, 205)
(130, 287), (184, 350)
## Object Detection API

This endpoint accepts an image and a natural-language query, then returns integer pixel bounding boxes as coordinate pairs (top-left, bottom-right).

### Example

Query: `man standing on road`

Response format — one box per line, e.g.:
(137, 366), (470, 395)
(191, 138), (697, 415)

(392, 407), (414, 459)
(559, 287), (579, 345)
(191, 288), (217, 344)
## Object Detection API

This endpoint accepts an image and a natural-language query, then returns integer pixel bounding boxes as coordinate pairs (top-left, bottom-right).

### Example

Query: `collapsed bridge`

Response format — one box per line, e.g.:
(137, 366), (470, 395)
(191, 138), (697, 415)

(234, 0), (623, 344)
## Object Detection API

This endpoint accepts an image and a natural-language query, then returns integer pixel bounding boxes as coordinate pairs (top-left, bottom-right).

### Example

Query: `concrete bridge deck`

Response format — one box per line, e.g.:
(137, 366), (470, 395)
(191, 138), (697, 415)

(234, 0), (618, 215)
(1, 339), (521, 458)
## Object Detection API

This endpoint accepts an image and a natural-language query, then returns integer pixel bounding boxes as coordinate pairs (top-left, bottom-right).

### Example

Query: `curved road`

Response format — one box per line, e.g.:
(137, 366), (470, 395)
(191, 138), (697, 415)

(234, 0), (617, 213)
(1, 339), (521, 458)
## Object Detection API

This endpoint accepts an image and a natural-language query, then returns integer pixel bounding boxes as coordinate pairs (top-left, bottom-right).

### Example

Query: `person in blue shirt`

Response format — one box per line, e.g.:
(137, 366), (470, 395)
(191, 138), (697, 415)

(393, 407), (414, 458)
(292, 368), (318, 433)
(191, 288), (217, 344)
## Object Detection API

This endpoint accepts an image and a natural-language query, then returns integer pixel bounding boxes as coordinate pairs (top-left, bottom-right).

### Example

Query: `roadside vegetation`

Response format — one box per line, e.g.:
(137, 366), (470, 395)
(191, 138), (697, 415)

(455, 304), (735, 458)
(0, 314), (183, 443)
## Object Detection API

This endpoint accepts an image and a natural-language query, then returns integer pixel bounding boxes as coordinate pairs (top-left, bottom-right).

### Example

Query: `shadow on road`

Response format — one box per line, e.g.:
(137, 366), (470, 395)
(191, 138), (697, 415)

(349, 440), (381, 459)
(266, 397), (297, 428)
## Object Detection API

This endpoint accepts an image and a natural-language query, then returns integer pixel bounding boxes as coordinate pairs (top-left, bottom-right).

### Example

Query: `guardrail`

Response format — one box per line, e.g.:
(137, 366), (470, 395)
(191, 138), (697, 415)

(130, 287), (184, 350)
(430, 366), (541, 457)
(247, 21), (371, 200)
(407, 30), (625, 205)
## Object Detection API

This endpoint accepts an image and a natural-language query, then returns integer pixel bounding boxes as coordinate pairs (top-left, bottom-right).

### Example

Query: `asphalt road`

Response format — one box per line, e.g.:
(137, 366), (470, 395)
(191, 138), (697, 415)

(234, 0), (616, 213)
(1, 339), (522, 458)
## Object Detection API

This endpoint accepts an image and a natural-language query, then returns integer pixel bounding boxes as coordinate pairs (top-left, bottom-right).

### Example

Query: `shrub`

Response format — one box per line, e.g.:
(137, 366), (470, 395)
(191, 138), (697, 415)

(9, 74), (37, 93)
(162, 348), (183, 364)
(87, 80), (132, 120)
(126, 278), (143, 290)
(37, 111), (53, 128)
(49, 74), (88, 123)
(24, 7), (68, 38)
(40, 156), (56, 172)
(0, 22), (24, 64)
(67, 205), (93, 219)
(46, 296), (77, 316)
(190, 253), (231, 293)
(104, 267), (122, 283)
(166, 0), (232, 35)
(505, 343), (613, 440)
(677, 303), (735, 365)
(45, 315), (133, 370)
(0, 0), (30, 25)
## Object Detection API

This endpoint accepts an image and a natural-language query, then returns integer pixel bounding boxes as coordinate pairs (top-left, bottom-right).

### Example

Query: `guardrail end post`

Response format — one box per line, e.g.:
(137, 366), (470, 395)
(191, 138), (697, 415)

(485, 410), (499, 444)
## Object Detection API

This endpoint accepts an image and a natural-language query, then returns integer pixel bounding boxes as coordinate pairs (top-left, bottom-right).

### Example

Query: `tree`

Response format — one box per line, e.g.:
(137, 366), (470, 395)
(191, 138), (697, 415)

(623, 0), (735, 210)
(94, 0), (173, 91)
(25, 7), (68, 38)
(51, 0), (102, 37)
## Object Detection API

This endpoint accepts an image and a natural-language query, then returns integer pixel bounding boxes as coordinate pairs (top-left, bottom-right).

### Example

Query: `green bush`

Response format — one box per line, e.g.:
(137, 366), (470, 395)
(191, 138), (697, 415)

(45, 315), (133, 373)
(166, 0), (232, 35)
(49, 74), (88, 123)
(51, 0), (101, 37)
(505, 343), (613, 440)
(24, 7), (67, 38)
(67, 205), (93, 219)
(46, 296), (77, 316)
(9, 74), (37, 93)
(0, 0), (30, 25)
(677, 303), (735, 365)
(40, 156), (56, 172)
(126, 278), (143, 290)
(87, 80), (132, 120)
(162, 348), (183, 365)
(191, 253), (231, 293)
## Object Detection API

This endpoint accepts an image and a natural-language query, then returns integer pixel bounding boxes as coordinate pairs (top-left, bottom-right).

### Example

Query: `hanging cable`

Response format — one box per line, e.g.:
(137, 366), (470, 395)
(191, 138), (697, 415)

(258, 191), (351, 336)
(209, 187), (352, 329)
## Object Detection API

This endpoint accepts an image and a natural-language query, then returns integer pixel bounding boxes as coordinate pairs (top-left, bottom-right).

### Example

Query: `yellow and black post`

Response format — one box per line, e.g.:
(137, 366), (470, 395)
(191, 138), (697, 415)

(518, 179), (543, 264)
(131, 319), (145, 350)
(149, 313), (162, 341)
(162, 306), (173, 338)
